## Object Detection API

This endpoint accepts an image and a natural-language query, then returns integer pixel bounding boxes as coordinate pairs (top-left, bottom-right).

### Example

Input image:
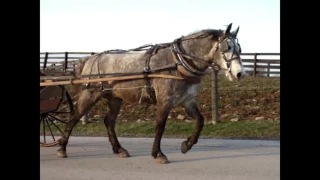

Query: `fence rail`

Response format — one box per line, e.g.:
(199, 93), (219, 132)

(40, 52), (280, 77)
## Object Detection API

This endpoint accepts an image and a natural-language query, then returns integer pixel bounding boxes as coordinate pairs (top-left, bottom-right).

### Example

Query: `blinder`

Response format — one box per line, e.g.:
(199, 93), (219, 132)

(220, 38), (241, 53)
(217, 37), (242, 71)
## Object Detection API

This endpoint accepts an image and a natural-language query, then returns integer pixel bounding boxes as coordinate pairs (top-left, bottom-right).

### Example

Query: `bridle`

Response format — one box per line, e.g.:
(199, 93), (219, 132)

(170, 33), (242, 76)
(218, 36), (242, 71)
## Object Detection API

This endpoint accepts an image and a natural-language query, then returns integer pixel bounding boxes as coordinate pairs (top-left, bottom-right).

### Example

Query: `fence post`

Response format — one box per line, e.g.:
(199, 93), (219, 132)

(73, 62), (76, 74)
(64, 52), (68, 72)
(43, 52), (48, 71)
(253, 53), (257, 77)
(211, 70), (220, 124)
(267, 62), (270, 77)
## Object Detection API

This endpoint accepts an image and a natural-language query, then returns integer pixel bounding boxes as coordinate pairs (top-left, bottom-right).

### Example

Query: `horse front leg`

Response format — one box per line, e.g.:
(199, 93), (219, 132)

(151, 101), (172, 164)
(180, 101), (204, 154)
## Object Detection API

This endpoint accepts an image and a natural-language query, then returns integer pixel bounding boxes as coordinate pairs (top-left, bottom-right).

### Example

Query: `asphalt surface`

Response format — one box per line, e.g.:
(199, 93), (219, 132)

(40, 137), (280, 180)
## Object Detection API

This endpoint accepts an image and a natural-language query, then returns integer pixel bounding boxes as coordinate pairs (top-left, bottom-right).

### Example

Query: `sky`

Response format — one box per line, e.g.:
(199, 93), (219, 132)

(40, 0), (280, 53)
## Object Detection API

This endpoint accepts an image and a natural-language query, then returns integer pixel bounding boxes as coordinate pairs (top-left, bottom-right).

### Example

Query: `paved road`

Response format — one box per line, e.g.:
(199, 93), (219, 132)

(40, 137), (280, 180)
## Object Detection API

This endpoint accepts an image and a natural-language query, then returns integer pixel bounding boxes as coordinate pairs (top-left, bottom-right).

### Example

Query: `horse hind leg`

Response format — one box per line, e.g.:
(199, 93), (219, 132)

(103, 96), (130, 158)
(180, 101), (204, 154)
(56, 89), (103, 158)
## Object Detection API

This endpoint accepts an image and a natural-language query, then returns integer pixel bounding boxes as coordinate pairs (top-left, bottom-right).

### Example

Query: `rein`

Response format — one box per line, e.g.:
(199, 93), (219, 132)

(79, 32), (241, 106)
(82, 32), (241, 89)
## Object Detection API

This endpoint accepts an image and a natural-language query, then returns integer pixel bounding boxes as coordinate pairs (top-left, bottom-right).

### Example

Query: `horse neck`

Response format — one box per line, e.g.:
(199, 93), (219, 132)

(179, 40), (210, 72)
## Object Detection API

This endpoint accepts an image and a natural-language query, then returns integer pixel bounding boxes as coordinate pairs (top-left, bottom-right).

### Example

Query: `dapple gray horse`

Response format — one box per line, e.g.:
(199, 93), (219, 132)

(57, 23), (246, 164)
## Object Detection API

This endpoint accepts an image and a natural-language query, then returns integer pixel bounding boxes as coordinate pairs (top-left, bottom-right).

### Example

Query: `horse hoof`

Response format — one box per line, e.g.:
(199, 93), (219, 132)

(156, 156), (170, 164)
(118, 149), (130, 158)
(56, 150), (67, 158)
(181, 141), (190, 154)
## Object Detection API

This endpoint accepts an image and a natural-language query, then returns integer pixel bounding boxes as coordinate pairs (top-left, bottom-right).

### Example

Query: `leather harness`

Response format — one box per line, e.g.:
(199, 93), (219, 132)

(81, 33), (241, 105)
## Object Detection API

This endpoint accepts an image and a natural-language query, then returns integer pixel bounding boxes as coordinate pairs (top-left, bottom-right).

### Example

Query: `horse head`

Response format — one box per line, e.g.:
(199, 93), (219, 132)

(213, 23), (246, 81)
(176, 23), (246, 81)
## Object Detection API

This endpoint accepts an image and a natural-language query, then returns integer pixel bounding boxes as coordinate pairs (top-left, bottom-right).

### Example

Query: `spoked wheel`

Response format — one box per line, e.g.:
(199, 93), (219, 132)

(40, 85), (74, 147)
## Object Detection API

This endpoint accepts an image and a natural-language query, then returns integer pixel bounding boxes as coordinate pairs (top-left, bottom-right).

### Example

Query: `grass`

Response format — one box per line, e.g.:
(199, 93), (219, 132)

(44, 119), (279, 139)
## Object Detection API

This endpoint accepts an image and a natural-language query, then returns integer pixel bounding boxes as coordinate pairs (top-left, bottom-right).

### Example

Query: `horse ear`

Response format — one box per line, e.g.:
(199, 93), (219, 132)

(223, 23), (233, 35)
(232, 26), (239, 37)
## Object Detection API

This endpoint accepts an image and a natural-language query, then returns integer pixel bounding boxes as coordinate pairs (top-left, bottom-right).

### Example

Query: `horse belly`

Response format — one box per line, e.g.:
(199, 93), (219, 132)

(112, 80), (155, 104)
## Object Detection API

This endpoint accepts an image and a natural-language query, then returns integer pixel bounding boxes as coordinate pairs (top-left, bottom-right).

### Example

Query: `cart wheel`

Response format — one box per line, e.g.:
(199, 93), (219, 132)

(40, 86), (74, 147)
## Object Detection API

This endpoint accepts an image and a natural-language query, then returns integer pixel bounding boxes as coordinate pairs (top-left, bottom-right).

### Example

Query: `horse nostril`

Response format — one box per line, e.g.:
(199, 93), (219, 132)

(237, 72), (242, 78)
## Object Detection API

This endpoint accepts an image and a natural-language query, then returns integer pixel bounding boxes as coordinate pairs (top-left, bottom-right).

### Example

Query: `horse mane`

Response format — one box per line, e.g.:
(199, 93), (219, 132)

(182, 29), (224, 40)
